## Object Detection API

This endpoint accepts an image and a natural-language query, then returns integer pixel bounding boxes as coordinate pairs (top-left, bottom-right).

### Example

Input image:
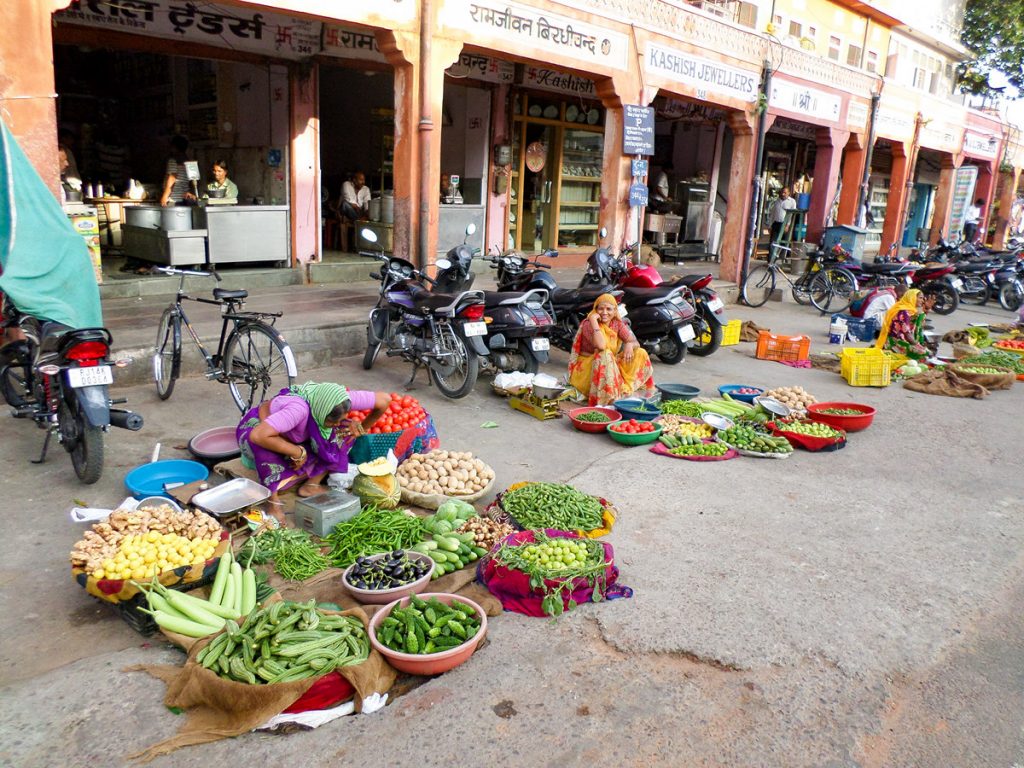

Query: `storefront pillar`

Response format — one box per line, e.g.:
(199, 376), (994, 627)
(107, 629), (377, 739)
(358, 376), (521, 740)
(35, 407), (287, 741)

(721, 110), (757, 284)
(595, 75), (632, 253)
(1, 0), (62, 197)
(836, 134), (866, 226)
(378, 30), (419, 262)
(993, 166), (1023, 249)
(879, 141), (911, 250)
(290, 66), (319, 267)
(929, 154), (962, 245)
(806, 127), (850, 243)
(972, 161), (997, 243)
(486, 84), (512, 255)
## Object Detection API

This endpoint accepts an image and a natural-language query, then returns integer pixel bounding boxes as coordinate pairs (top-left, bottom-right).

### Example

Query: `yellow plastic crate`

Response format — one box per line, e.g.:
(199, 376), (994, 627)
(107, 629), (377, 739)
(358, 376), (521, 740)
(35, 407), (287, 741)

(721, 318), (742, 346)
(840, 347), (891, 387)
(882, 350), (909, 372)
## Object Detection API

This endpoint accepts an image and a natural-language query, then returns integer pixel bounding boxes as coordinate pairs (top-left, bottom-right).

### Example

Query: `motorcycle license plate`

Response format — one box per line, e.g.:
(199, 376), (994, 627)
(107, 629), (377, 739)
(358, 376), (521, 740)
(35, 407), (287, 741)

(463, 321), (487, 337)
(951, 278), (964, 290)
(707, 297), (724, 312)
(677, 324), (697, 343)
(68, 365), (112, 388)
(617, 304), (628, 318)
(530, 337), (550, 352)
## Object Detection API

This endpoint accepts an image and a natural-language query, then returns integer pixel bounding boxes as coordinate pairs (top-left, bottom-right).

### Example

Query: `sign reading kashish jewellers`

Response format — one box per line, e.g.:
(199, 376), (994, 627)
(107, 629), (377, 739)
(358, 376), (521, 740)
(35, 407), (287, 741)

(643, 43), (757, 103)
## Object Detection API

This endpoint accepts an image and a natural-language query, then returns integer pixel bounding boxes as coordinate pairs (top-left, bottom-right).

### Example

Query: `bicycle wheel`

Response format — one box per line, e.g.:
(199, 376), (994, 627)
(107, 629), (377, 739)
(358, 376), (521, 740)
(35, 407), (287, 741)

(223, 323), (296, 412)
(791, 272), (813, 305)
(808, 269), (855, 313)
(153, 308), (181, 401)
(741, 264), (775, 307)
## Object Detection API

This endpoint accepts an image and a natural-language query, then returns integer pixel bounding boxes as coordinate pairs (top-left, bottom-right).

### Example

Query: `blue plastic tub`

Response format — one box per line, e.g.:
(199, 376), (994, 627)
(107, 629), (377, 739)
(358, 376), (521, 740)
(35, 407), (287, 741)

(717, 384), (765, 404)
(124, 460), (209, 500)
(612, 398), (662, 421)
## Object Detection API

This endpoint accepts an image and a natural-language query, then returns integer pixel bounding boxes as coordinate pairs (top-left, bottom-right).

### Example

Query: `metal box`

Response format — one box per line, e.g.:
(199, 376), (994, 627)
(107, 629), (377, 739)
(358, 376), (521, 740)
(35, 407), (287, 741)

(822, 225), (869, 262)
(295, 490), (361, 537)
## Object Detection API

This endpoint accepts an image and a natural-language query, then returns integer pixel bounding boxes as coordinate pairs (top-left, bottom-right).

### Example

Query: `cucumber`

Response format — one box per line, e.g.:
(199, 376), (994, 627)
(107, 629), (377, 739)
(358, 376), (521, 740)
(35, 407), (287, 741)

(434, 535), (461, 552)
(442, 561), (456, 574)
(427, 550), (448, 564)
(658, 435), (674, 448)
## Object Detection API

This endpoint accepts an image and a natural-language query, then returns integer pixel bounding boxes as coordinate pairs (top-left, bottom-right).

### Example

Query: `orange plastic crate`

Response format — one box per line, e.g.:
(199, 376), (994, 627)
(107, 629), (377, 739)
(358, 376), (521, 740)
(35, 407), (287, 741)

(755, 331), (811, 362)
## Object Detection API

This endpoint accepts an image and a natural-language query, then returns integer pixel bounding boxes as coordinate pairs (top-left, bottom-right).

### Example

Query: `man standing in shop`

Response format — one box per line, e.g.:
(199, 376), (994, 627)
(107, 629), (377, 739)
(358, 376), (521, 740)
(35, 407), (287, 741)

(341, 170), (371, 222)
(963, 197), (984, 244)
(769, 187), (796, 243)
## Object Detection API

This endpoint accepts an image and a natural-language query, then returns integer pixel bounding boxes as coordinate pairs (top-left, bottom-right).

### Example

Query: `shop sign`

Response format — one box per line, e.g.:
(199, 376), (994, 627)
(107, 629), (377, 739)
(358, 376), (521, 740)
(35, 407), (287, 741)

(322, 26), (387, 63)
(521, 67), (596, 98)
(440, 0), (629, 70)
(846, 101), (869, 132)
(657, 100), (726, 124)
(623, 105), (655, 156)
(643, 43), (757, 104)
(769, 79), (842, 123)
(876, 108), (915, 140)
(963, 130), (1000, 159)
(920, 121), (959, 153)
(448, 54), (515, 83)
(57, 0), (320, 60)
(629, 183), (649, 207)
(948, 164), (978, 234)
(769, 117), (817, 140)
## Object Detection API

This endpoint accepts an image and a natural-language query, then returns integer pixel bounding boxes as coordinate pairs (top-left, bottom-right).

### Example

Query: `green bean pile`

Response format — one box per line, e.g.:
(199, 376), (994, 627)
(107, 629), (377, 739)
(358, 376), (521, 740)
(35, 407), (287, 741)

(324, 504), (426, 568)
(575, 411), (611, 423)
(501, 483), (604, 531)
(659, 399), (705, 417)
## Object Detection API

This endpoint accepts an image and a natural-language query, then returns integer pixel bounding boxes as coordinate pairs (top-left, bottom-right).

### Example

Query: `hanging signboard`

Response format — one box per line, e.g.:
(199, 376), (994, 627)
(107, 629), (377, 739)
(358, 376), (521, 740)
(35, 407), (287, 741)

(623, 105), (655, 156)
(642, 43), (758, 104)
(629, 183), (649, 207)
(322, 26), (387, 63)
(948, 165), (979, 235)
(56, 0), (320, 60)
(521, 66), (596, 98)
(448, 53), (515, 83)
(769, 78), (842, 123)
(963, 131), (1000, 159)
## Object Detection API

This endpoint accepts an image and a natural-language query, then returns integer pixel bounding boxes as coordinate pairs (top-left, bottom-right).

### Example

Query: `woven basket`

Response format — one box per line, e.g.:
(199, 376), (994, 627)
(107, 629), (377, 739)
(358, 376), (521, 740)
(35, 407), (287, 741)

(400, 478), (495, 511)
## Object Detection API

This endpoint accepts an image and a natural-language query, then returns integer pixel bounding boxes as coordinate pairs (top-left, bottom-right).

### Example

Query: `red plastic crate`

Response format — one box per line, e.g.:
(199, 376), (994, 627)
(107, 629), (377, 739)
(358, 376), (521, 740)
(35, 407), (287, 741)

(755, 331), (811, 362)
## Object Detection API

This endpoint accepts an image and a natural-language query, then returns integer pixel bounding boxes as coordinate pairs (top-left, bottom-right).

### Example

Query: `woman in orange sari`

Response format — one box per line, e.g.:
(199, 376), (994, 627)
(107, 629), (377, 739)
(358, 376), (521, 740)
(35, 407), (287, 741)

(568, 293), (656, 406)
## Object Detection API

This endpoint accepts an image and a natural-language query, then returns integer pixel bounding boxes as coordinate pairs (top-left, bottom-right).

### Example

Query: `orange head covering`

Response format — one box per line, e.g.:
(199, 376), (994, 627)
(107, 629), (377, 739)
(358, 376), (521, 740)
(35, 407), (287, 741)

(592, 293), (618, 313)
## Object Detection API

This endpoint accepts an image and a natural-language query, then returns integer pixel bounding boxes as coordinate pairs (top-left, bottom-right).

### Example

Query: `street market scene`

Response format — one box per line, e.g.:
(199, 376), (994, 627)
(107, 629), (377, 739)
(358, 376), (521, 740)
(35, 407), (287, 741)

(2, 0), (1024, 766)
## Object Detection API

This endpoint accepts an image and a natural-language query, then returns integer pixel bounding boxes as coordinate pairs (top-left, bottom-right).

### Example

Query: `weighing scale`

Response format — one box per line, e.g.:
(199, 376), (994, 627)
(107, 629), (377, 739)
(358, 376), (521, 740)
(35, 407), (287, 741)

(508, 391), (566, 420)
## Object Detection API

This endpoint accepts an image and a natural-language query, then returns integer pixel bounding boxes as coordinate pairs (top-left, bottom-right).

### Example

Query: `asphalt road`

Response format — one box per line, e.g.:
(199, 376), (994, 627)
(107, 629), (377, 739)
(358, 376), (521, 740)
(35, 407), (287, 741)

(1, 294), (1022, 768)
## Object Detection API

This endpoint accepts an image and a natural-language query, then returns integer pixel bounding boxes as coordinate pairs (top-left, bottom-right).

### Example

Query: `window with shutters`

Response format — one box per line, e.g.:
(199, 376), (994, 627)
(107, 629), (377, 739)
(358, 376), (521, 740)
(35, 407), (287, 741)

(828, 36), (841, 61)
(847, 44), (862, 67)
(866, 51), (878, 73)
(788, 20), (802, 38)
(736, 1), (757, 28)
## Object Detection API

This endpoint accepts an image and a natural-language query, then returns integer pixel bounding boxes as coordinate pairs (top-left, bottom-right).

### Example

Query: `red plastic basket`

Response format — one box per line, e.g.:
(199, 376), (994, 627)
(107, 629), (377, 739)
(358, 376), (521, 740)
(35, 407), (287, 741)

(755, 331), (811, 363)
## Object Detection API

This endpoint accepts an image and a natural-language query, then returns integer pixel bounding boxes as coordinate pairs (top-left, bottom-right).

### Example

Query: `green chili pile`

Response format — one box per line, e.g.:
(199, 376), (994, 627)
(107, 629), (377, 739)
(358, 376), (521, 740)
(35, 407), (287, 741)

(324, 504), (426, 568)
(501, 482), (604, 531)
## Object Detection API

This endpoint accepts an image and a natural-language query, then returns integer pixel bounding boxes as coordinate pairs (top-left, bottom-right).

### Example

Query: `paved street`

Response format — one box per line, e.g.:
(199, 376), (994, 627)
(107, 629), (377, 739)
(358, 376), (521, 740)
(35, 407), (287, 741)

(1, 292), (1022, 768)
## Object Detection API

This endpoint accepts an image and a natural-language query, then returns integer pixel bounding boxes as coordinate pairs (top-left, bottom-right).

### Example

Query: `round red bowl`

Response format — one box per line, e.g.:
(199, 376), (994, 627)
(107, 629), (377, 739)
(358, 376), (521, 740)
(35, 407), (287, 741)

(806, 402), (876, 432)
(369, 592), (487, 675)
(568, 406), (622, 433)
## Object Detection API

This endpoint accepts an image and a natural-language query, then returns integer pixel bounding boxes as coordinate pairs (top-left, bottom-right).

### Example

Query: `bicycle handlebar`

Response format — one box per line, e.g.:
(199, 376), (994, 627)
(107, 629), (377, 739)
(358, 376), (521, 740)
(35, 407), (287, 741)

(155, 265), (221, 280)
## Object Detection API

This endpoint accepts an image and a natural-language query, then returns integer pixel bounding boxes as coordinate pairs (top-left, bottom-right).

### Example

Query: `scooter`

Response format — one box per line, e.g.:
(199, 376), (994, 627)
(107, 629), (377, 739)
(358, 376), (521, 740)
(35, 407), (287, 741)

(432, 225), (555, 375)
(360, 229), (488, 399)
(0, 303), (143, 484)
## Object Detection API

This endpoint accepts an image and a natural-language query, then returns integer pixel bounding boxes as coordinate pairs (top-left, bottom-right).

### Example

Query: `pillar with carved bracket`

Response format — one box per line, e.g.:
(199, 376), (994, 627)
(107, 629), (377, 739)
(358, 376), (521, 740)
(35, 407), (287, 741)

(807, 127), (850, 244)
(879, 141), (911, 251)
(971, 161), (998, 244)
(928, 154), (962, 245)
(595, 73), (639, 259)
(836, 133), (866, 226)
(720, 110), (758, 284)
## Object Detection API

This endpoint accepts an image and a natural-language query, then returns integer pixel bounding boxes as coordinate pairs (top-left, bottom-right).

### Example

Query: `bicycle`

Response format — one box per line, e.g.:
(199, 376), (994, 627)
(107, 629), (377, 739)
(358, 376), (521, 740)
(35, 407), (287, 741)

(152, 267), (298, 412)
(741, 243), (858, 313)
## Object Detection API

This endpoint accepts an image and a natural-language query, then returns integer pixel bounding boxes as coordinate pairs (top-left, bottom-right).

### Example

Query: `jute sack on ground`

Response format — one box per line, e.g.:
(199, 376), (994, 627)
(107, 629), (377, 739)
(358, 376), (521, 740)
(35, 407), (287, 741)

(126, 606), (395, 762)
(740, 321), (769, 342)
(902, 368), (989, 399)
(947, 363), (1016, 391)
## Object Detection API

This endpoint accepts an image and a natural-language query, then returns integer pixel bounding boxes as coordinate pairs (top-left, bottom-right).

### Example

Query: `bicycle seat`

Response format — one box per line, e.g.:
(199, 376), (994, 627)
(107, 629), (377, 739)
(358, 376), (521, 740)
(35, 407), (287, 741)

(213, 288), (249, 301)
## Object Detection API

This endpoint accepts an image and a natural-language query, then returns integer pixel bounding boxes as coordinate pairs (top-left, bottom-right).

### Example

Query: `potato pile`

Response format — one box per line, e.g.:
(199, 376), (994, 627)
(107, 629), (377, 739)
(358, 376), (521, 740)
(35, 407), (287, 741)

(397, 450), (495, 497)
(69, 504), (221, 575)
(764, 385), (817, 413)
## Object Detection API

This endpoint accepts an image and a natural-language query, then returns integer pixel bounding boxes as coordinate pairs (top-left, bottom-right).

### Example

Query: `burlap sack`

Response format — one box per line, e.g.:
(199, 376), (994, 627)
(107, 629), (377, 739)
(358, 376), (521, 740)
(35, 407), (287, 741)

(126, 606), (395, 762)
(903, 368), (989, 399)
(641, 244), (661, 268)
(948, 363), (1016, 391)
(952, 342), (979, 360)
(740, 320), (769, 342)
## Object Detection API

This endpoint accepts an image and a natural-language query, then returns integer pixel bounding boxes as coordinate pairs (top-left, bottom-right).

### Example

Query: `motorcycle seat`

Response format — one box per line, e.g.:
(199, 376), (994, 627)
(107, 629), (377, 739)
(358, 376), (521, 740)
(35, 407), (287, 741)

(483, 291), (536, 307)
(859, 262), (911, 274)
(407, 284), (465, 313)
(956, 262), (994, 273)
(213, 288), (249, 301)
(39, 320), (71, 353)
(620, 285), (682, 303)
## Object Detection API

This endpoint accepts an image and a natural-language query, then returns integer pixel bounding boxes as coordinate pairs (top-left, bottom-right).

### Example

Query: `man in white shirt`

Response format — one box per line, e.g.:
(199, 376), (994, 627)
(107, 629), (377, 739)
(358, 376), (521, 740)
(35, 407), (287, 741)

(341, 171), (371, 222)
(769, 187), (796, 243)
(962, 197), (983, 243)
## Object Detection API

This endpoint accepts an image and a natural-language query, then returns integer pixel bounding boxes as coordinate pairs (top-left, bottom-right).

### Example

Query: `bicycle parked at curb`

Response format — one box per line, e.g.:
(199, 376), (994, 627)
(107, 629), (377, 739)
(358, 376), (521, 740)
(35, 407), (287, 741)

(741, 243), (858, 313)
(152, 267), (298, 412)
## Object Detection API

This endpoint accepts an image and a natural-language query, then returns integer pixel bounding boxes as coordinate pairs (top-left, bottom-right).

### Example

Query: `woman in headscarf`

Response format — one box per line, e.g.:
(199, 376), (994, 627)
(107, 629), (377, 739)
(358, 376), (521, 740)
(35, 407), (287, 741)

(874, 287), (931, 359)
(568, 293), (655, 406)
(237, 382), (390, 522)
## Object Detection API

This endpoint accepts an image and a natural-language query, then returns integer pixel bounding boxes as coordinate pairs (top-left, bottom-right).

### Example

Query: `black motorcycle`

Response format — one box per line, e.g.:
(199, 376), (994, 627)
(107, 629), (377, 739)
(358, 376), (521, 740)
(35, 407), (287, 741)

(0, 305), (143, 484)
(360, 228), (488, 399)
(432, 227), (555, 375)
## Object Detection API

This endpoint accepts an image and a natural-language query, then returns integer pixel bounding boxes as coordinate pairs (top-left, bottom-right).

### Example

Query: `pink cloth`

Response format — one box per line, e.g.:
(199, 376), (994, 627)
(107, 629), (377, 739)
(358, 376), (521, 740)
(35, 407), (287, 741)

(263, 390), (375, 442)
(778, 359), (812, 368)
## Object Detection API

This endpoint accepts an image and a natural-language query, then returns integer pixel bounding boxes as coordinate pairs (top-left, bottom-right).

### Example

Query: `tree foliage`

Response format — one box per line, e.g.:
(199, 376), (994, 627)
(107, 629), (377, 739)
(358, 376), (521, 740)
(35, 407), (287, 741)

(959, 0), (1024, 95)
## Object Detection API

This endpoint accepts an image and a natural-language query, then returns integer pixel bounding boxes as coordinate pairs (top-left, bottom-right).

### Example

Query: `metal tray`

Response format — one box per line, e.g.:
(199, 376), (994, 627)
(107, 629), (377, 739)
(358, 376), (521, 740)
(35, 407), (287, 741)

(191, 477), (270, 518)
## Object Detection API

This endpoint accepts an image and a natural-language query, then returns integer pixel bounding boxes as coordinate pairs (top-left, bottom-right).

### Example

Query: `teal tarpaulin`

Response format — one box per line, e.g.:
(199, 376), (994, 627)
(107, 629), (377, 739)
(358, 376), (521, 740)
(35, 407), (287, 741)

(0, 119), (102, 329)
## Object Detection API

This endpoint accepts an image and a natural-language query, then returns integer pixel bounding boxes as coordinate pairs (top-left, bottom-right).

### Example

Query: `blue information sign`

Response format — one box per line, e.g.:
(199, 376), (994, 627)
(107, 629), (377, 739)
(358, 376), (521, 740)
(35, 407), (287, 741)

(629, 183), (649, 208)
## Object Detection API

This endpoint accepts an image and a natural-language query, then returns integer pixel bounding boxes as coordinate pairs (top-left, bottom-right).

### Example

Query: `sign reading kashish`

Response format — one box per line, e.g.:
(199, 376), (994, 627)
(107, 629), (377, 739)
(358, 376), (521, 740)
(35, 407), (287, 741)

(644, 43), (757, 103)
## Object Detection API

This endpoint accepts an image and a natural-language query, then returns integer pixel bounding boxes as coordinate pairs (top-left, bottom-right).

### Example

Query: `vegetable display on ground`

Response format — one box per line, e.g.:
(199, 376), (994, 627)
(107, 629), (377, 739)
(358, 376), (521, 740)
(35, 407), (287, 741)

(609, 419), (657, 434)
(375, 594), (482, 655)
(718, 425), (794, 454)
(346, 392), (426, 434)
(324, 504), (426, 568)
(344, 550), (432, 591)
(396, 450), (494, 497)
(239, 528), (329, 581)
(656, 415), (713, 438)
(817, 407), (863, 415)
(501, 483), (604, 531)
(575, 410), (611, 423)
(763, 386), (817, 412)
(659, 399), (705, 417)
(666, 441), (729, 457)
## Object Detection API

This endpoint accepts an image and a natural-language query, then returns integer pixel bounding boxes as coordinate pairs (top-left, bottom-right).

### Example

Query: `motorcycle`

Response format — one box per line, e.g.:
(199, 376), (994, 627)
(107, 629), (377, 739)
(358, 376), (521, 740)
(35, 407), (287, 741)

(576, 237), (698, 364)
(360, 228), (488, 399)
(843, 259), (960, 315)
(579, 235), (724, 356)
(0, 304), (143, 484)
(432, 225), (555, 375)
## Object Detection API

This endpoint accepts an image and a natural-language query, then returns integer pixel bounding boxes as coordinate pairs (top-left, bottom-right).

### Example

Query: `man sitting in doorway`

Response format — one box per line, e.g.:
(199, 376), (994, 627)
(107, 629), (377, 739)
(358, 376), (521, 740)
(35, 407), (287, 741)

(769, 187), (796, 243)
(649, 164), (674, 214)
(341, 170), (371, 222)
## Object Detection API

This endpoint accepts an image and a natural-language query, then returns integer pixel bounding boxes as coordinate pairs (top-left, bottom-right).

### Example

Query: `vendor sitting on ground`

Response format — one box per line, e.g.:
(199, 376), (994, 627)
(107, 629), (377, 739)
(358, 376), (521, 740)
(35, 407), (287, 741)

(847, 283), (905, 337)
(568, 293), (655, 406)
(874, 288), (934, 360)
(237, 382), (390, 524)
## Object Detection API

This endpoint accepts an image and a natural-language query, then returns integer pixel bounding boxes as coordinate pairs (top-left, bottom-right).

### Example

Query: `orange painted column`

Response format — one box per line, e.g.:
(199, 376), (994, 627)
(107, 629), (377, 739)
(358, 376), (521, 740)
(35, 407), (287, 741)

(972, 161), (997, 244)
(0, 0), (63, 197)
(929, 154), (962, 245)
(720, 110), (757, 284)
(992, 167), (1022, 249)
(422, 37), (463, 265)
(596, 75), (632, 258)
(836, 134), (866, 226)
(289, 66), (319, 267)
(378, 31), (419, 262)
(807, 127), (851, 243)
(879, 141), (911, 251)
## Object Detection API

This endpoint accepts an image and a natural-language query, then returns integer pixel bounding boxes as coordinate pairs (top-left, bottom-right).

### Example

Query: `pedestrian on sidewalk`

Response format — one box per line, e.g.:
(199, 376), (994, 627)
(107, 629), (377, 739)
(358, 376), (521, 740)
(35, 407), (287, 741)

(963, 198), (984, 244)
(769, 187), (796, 243)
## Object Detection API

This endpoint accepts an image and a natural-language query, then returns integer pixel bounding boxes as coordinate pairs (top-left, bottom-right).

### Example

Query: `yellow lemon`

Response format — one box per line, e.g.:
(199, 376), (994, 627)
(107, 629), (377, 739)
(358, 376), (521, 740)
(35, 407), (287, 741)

(157, 559), (169, 571)
(131, 567), (147, 580)
(119, 568), (133, 580)
(143, 552), (157, 564)
(145, 530), (160, 543)
(103, 559), (116, 571)
(92, 570), (105, 580)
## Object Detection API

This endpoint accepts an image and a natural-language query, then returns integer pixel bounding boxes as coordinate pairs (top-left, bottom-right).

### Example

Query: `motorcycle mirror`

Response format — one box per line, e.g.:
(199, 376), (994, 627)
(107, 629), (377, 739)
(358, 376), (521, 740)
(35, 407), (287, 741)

(465, 223), (477, 237)
(361, 228), (378, 244)
(435, 258), (452, 270)
(599, 226), (608, 239)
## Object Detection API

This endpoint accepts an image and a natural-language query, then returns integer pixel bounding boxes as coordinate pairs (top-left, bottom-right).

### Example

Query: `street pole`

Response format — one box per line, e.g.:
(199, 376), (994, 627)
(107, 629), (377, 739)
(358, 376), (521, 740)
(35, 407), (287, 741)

(740, 60), (772, 287)
(856, 89), (881, 228)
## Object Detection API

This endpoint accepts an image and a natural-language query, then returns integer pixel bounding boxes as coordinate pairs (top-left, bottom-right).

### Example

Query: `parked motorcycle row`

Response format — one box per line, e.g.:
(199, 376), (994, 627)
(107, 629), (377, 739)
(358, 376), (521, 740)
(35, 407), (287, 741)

(359, 225), (725, 401)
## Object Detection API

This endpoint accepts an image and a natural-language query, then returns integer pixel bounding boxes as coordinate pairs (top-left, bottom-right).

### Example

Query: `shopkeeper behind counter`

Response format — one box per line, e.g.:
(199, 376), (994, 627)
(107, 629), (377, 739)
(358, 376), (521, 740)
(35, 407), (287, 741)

(204, 159), (238, 204)
(159, 134), (196, 207)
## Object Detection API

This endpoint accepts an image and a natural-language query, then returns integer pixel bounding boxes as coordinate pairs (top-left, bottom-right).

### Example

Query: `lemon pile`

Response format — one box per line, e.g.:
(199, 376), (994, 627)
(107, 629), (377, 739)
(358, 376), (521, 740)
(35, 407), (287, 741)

(518, 538), (594, 570)
(91, 531), (219, 581)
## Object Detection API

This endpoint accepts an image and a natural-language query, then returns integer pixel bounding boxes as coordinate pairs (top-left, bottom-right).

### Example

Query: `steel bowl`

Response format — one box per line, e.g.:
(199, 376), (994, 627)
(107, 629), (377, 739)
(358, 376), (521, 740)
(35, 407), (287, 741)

(532, 383), (567, 400)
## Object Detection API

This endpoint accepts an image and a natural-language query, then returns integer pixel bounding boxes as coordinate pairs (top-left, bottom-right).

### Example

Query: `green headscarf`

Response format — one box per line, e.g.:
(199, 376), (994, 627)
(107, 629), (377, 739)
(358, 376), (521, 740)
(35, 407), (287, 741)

(288, 382), (350, 439)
